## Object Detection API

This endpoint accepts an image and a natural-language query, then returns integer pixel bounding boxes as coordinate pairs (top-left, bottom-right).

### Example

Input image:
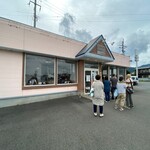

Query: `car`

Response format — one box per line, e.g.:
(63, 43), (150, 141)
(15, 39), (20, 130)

(131, 76), (139, 85)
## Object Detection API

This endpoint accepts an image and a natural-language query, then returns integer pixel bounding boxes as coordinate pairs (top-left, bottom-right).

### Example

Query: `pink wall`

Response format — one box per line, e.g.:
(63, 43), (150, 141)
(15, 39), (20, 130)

(0, 19), (81, 99)
(0, 50), (77, 99)
(0, 50), (23, 98)
(106, 52), (130, 67)
(0, 18), (85, 59)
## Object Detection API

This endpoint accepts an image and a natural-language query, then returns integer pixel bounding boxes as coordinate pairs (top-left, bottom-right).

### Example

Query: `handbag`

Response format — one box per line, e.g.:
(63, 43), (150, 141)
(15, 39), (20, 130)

(126, 87), (134, 94)
(114, 89), (118, 97)
(89, 88), (94, 97)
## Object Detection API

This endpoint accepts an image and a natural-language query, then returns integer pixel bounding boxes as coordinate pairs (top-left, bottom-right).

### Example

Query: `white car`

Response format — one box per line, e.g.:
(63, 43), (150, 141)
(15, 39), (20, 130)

(131, 76), (139, 85)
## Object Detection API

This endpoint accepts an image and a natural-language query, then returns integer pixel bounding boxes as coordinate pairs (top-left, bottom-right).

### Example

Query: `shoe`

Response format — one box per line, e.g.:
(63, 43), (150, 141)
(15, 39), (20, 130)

(100, 113), (104, 117)
(114, 106), (118, 109)
(94, 113), (97, 116)
(124, 106), (130, 109)
(119, 108), (124, 111)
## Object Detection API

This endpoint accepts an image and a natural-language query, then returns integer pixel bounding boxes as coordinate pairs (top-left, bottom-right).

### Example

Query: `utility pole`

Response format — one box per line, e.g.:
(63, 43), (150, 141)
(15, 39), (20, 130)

(119, 38), (127, 55)
(29, 0), (41, 28)
(135, 49), (139, 77)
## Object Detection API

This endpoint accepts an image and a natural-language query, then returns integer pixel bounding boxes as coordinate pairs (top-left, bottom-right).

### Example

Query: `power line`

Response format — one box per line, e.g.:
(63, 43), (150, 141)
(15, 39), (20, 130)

(119, 38), (127, 55)
(29, 0), (41, 27)
(77, 18), (150, 23)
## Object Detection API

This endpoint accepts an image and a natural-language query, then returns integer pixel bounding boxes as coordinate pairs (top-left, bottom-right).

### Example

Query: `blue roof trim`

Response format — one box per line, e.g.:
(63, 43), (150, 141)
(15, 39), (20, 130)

(76, 53), (114, 62)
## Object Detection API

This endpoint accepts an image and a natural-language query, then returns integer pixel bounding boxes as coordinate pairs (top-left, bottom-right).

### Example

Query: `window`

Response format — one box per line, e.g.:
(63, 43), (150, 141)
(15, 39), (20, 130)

(25, 54), (54, 86)
(57, 59), (77, 84)
(85, 62), (98, 69)
(110, 66), (117, 77)
(102, 65), (108, 80)
(119, 67), (125, 77)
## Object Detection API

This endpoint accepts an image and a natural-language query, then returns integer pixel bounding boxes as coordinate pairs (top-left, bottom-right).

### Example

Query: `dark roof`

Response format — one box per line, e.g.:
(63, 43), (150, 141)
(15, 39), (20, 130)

(76, 36), (101, 57)
(75, 35), (115, 62)
(138, 64), (150, 69)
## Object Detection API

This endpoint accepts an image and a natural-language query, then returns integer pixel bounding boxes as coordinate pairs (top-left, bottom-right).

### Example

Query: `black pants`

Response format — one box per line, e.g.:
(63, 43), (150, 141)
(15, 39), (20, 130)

(111, 87), (116, 99)
(126, 92), (133, 107)
(105, 91), (110, 101)
(93, 105), (103, 114)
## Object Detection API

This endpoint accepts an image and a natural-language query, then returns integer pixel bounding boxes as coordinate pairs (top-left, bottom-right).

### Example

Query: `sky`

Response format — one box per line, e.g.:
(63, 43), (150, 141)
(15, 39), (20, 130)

(0, 0), (150, 67)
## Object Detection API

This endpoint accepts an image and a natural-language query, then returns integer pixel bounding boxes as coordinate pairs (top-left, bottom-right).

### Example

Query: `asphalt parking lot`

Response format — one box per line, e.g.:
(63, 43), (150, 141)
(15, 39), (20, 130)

(0, 82), (150, 150)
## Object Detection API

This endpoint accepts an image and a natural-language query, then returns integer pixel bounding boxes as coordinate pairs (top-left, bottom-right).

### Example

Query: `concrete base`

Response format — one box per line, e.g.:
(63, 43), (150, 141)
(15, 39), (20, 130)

(0, 91), (78, 108)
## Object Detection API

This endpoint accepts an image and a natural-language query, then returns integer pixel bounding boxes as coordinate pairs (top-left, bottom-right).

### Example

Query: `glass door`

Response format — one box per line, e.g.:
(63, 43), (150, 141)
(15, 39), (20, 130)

(85, 69), (98, 94)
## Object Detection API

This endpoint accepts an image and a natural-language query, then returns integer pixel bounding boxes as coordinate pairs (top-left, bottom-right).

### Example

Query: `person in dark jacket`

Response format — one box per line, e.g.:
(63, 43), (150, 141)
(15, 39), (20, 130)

(110, 74), (118, 100)
(103, 76), (111, 102)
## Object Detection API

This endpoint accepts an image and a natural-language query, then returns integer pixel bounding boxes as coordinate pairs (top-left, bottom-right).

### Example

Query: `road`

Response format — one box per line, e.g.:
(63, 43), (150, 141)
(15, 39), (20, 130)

(0, 82), (150, 150)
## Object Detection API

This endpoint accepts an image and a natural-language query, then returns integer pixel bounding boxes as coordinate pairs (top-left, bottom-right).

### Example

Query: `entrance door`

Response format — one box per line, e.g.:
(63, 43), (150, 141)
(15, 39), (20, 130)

(85, 69), (98, 94)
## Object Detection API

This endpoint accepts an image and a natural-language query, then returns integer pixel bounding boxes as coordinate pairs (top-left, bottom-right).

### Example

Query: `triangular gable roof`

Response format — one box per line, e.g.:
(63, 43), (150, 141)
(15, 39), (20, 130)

(76, 35), (115, 62)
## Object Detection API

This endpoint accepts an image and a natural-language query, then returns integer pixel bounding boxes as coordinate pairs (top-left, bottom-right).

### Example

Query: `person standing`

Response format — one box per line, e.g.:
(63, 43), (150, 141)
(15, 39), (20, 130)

(91, 75), (105, 117)
(103, 76), (111, 102)
(114, 76), (127, 111)
(125, 74), (134, 108)
(110, 74), (118, 100)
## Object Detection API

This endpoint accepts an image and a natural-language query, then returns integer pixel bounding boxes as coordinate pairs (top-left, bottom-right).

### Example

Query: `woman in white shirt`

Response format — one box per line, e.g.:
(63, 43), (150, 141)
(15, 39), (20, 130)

(115, 76), (127, 111)
(91, 75), (105, 117)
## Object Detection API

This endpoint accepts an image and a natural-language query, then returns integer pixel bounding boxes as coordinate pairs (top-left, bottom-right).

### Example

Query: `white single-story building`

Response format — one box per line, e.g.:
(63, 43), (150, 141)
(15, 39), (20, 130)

(0, 18), (130, 108)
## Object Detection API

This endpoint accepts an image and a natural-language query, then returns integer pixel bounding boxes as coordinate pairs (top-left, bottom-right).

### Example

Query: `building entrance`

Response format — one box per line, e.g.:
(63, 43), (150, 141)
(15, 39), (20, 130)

(84, 69), (98, 94)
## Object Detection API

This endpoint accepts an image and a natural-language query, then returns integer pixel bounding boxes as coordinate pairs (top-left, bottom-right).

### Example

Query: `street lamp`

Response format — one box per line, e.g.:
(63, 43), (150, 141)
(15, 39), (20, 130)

(135, 49), (139, 77)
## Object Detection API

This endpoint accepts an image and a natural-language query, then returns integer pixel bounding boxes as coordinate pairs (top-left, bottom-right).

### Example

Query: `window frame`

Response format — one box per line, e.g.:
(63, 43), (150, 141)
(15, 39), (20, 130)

(57, 58), (77, 85)
(23, 53), (78, 89)
(23, 53), (55, 87)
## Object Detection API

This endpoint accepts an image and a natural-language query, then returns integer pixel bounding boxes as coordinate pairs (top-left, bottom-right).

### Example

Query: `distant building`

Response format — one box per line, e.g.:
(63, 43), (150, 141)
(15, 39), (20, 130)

(138, 64), (150, 78)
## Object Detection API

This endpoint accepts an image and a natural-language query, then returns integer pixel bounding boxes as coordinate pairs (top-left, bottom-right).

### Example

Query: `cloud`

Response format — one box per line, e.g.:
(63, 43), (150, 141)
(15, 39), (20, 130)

(59, 13), (75, 37)
(124, 29), (150, 66)
(75, 29), (92, 43)
(126, 30), (150, 56)
(59, 13), (92, 42)
(139, 47), (150, 65)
